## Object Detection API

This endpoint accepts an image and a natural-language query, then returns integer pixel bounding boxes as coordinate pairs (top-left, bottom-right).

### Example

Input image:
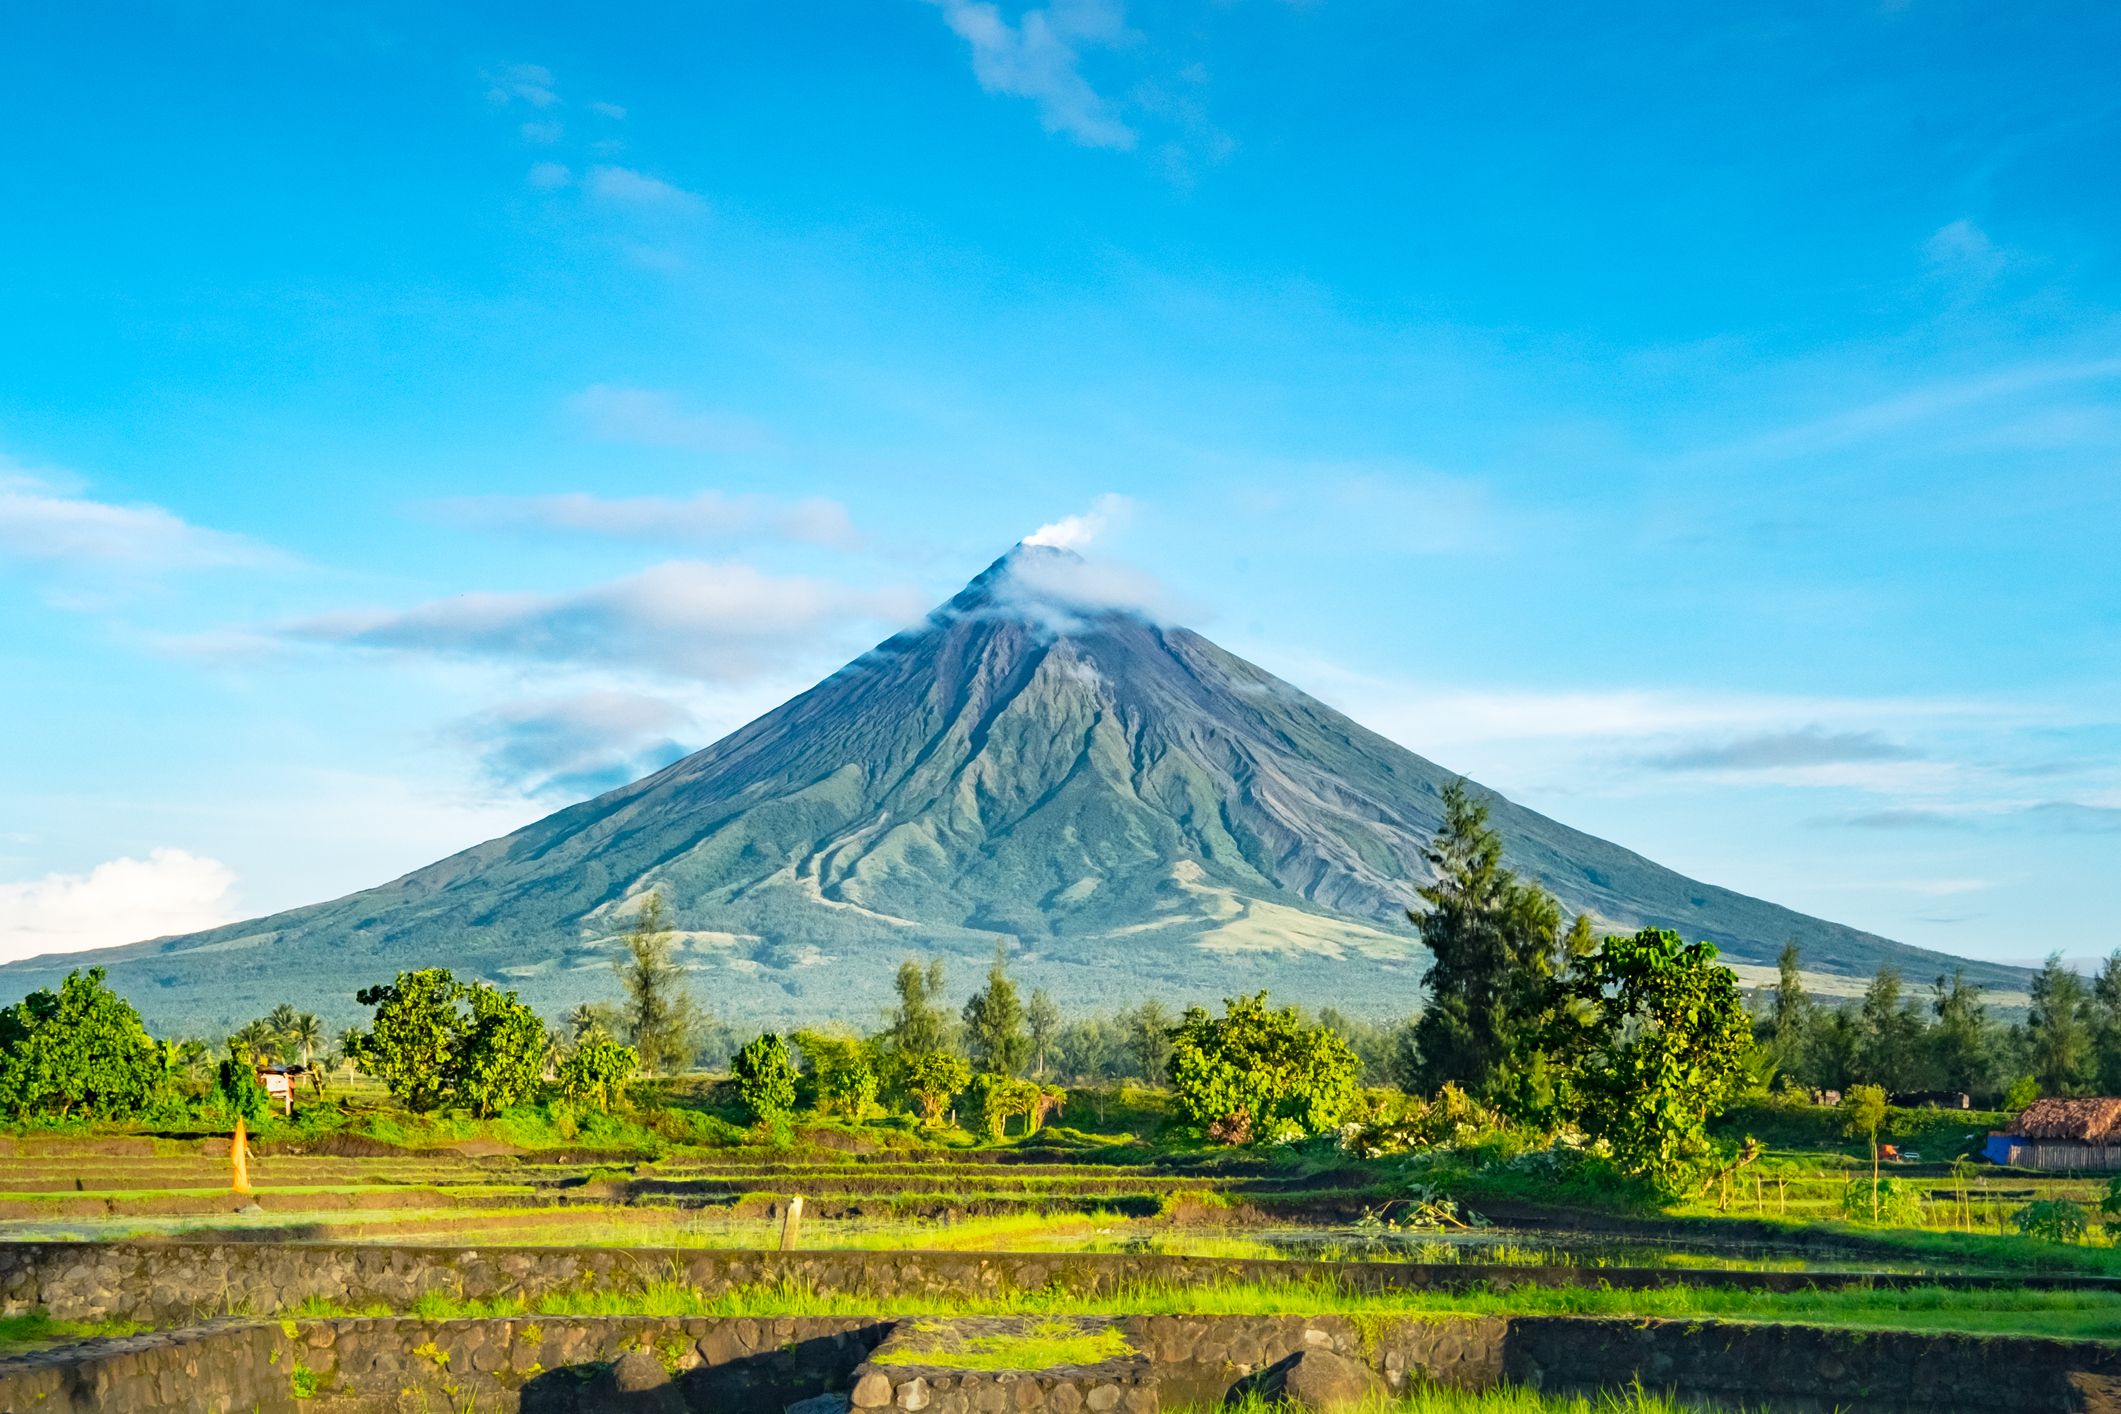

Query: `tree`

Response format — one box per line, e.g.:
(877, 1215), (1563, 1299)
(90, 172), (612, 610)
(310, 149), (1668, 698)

(1929, 971), (1997, 1100)
(902, 1051), (972, 1126)
(1057, 1018), (1118, 1082)
(1405, 779), (1563, 1101)
(556, 1036), (638, 1113)
(348, 969), (465, 1111)
(614, 892), (704, 1076)
(962, 943), (1030, 1076)
(1768, 943), (1812, 1078)
(1857, 966), (1926, 1092)
(732, 1033), (798, 1124)
(883, 958), (952, 1058)
(1119, 1001), (1173, 1081)
(1026, 989), (1062, 1079)
(1167, 992), (1360, 1144)
(2092, 950), (2121, 1095)
(1840, 1084), (1889, 1221)
(0, 968), (167, 1121)
(1553, 928), (1753, 1194)
(2026, 953), (2091, 1095)
(963, 1073), (1058, 1140)
(454, 984), (546, 1118)
(794, 1030), (880, 1121)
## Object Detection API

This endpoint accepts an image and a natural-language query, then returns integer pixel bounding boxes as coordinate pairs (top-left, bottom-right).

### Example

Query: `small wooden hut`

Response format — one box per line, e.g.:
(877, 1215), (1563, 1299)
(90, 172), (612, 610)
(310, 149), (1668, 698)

(1986, 1097), (2121, 1171)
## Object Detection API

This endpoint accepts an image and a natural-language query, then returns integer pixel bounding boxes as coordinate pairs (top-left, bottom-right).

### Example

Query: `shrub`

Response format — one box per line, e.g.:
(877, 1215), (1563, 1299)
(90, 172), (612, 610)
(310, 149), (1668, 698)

(555, 1036), (639, 1114)
(793, 1031), (880, 1121)
(1838, 1176), (1924, 1225)
(2015, 1198), (2090, 1244)
(731, 1033), (797, 1124)
(1167, 992), (1359, 1144)
(900, 1051), (972, 1126)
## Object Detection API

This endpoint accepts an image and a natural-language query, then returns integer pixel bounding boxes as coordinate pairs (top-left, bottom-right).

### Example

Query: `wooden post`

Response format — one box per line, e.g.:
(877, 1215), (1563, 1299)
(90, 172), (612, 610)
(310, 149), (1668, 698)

(231, 1116), (252, 1195)
(779, 1195), (803, 1252)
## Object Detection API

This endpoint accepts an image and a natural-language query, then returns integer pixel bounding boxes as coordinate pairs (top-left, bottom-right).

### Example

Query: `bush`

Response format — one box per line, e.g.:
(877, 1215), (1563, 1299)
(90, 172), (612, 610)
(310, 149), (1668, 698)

(793, 1031), (879, 1121)
(900, 1051), (972, 1126)
(1167, 992), (1359, 1145)
(731, 1034), (797, 1124)
(1838, 1175), (1925, 1225)
(555, 1037), (639, 1114)
(2014, 1198), (2090, 1244)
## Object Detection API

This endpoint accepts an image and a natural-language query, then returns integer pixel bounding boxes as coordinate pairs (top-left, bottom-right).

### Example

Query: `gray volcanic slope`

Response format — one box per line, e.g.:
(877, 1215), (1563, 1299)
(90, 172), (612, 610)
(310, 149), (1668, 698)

(1, 546), (2024, 1033)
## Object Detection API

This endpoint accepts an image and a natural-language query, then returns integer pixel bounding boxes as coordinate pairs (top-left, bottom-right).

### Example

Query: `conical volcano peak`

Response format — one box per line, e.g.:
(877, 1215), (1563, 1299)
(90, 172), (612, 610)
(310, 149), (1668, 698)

(944, 540), (1175, 634)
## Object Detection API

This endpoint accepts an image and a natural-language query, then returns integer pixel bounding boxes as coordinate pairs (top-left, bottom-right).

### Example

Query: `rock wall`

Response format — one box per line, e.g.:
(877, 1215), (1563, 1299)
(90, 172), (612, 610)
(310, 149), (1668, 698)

(0, 1239), (2094, 1325)
(6, 1312), (2120, 1414)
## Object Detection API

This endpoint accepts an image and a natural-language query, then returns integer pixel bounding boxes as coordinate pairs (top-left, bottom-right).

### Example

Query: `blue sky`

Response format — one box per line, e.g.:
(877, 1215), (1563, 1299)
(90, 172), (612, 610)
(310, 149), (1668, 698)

(1, 0), (2116, 971)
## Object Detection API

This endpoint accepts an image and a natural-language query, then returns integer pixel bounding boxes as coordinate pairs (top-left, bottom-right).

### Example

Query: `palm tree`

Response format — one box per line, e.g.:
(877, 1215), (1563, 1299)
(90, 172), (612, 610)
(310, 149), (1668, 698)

(290, 1013), (326, 1091)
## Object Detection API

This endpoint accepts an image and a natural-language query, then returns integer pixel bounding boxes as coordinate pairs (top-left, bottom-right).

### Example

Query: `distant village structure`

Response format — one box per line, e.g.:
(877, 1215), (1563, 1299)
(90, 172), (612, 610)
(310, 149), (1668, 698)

(1987, 1097), (2121, 1171)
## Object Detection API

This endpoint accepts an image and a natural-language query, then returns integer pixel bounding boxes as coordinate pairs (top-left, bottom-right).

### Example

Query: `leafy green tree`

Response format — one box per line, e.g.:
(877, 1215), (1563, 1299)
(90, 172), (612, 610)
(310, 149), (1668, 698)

(1841, 1083), (1889, 1219)
(2092, 950), (2121, 1094)
(883, 957), (952, 1058)
(454, 984), (546, 1118)
(1405, 780), (1564, 1101)
(0, 968), (167, 1121)
(215, 1051), (272, 1124)
(1857, 966), (1926, 1092)
(2003, 1074), (2040, 1111)
(556, 1036), (638, 1113)
(901, 1051), (972, 1126)
(614, 892), (704, 1076)
(1929, 970), (1998, 1100)
(794, 1030), (880, 1120)
(1026, 989), (1062, 1079)
(1057, 1017), (1119, 1082)
(963, 1073), (1058, 1140)
(348, 969), (465, 1111)
(1808, 1006), (1862, 1090)
(962, 943), (1030, 1076)
(731, 1033), (798, 1124)
(2026, 952), (2091, 1095)
(1119, 1001), (1173, 1080)
(1768, 943), (1812, 1078)
(1168, 992), (1360, 1144)
(2014, 1199), (2089, 1243)
(1553, 929), (1753, 1194)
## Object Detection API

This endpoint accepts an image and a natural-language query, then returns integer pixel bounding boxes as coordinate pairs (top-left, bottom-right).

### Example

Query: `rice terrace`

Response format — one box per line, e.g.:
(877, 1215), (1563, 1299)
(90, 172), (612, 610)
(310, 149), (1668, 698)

(3, 2), (2118, 1411)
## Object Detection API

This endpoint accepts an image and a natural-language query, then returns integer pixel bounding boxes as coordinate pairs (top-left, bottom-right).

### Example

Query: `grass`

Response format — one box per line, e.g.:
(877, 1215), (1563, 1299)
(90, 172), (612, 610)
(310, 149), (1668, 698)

(0, 1312), (149, 1356)
(274, 1271), (2121, 1343)
(877, 1321), (1136, 1370)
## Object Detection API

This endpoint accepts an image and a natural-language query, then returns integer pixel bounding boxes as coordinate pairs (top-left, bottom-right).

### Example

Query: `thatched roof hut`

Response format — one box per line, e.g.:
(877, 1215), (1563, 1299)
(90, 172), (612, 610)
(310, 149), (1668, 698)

(2015, 1097), (2121, 1141)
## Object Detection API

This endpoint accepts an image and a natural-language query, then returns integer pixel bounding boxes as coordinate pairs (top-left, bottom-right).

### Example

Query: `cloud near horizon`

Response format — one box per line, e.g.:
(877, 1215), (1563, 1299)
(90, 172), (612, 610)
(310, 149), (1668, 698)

(1645, 727), (1922, 773)
(0, 462), (279, 574)
(275, 560), (925, 682)
(452, 691), (696, 798)
(0, 849), (239, 964)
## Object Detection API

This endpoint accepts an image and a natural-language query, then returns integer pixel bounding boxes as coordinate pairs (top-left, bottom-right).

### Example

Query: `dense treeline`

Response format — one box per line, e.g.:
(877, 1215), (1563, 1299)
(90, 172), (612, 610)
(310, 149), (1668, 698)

(1762, 945), (2121, 1106)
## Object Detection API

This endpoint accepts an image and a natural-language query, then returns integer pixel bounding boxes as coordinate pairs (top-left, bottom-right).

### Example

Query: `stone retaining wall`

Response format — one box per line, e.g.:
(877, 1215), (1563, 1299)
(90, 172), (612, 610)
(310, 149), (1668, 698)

(2, 1240), (2107, 1325)
(6, 1313), (2120, 1414)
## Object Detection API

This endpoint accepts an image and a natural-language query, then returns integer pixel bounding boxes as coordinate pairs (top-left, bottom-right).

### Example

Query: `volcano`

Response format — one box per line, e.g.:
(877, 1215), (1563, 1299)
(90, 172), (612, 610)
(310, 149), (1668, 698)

(0, 545), (2022, 1032)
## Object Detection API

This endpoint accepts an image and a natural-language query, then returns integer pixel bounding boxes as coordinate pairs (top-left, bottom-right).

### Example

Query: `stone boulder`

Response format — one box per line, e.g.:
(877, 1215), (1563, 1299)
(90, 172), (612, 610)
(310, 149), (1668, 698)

(587, 1348), (687, 1414)
(1275, 1348), (1382, 1412)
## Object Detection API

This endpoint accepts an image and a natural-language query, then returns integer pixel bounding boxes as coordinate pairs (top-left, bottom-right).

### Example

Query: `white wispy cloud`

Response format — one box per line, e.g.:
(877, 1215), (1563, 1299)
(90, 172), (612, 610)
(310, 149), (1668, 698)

(520, 120), (564, 144)
(923, 0), (1137, 149)
(0, 849), (239, 964)
(1923, 218), (2008, 283)
(586, 165), (704, 209)
(1025, 492), (1131, 550)
(1644, 728), (1921, 773)
(589, 101), (628, 120)
(273, 561), (925, 682)
(0, 460), (279, 572)
(484, 62), (558, 108)
(451, 691), (695, 798)
(432, 490), (861, 549)
(527, 161), (572, 190)
(566, 386), (771, 452)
